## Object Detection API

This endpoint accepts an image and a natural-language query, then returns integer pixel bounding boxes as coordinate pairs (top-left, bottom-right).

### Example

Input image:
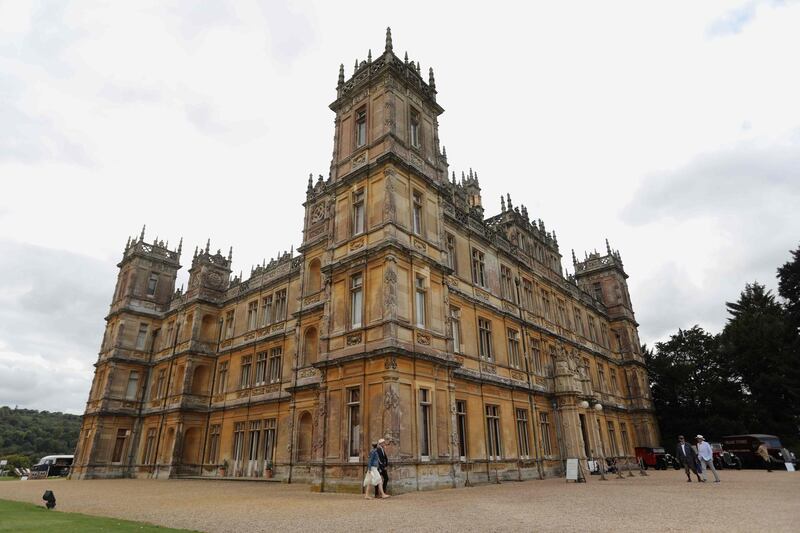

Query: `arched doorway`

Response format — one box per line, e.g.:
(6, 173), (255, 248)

(182, 427), (201, 466)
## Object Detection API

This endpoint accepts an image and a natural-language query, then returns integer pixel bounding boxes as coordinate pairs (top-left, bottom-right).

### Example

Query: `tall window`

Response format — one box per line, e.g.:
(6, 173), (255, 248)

(540, 290), (551, 321)
(478, 318), (493, 360)
(268, 347), (282, 384)
(507, 328), (521, 368)
(154, 368), (167, 399)
(352, 189), (365, 235)
(445, 233), (457, 271)
(274, 289), (287, 322)
(216, 361), (229, 394)
(516, 409), (530, 459)
(456, 400), (467, 460)
(620, 423), (629, 455)
(485, 405), (502, 460)
(347, 388), (361, 460)
(573, 308), (585, 337)
(350, 274), (363, 328)
(224, 310), (234, 340)
(247, 301), (258, 330)
(547, 344), (557, 377)
(207, 424), (221, 463)
(598, 366), (606, 392)
(111, 428), (128, 462)
(593, 282), (603, 302)
(588, 316), (598, 343)
(142, 428), (157, 464)
(610, 368), (618, 393)
(500, 265), (515, 302)
(415, 276), (426, 328)
(248, 421), (261, 462)
(557, 300), (569, 328)
(135, 323), (149, 350)
(125, 370), (139, 400)
(165, 321), (174, 348)
(450, 307), (461, 354)
(419, 388), (431, 459)
(607, 421), (618, 457)
(410, 108), (420, 147)
(522, 279), (534, 311)
(471, 248), (486, 287)
(355, 108), (367, 147)
(233, 422), (245, 464)
(261, 296), (273, 327)
(254, 352), (267, 386)
(263, 418), (277, 465)
(539, 412), (553, 455)
(147, 273), (158, 296)
(239, 355), (252, 389)
(412, 191), (423, 235)
(531, 339), (543, 374)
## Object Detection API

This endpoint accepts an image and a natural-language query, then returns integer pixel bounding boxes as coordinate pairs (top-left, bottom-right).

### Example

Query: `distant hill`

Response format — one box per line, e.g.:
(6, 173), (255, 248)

(0, 406), (82, 463)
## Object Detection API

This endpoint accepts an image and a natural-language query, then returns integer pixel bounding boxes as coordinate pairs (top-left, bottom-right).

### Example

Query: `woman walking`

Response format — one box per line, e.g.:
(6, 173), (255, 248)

(364, 442), (390, 499)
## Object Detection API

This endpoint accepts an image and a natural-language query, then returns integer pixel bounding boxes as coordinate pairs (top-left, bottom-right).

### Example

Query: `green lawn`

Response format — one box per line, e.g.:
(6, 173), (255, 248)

(0, 499), (196, 532)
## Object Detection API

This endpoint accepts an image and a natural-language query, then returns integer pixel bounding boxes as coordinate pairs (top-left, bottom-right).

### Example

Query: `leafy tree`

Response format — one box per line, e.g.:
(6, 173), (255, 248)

(0, 406), (82, 463)
(777, 244), (800, 326)
(720, 283), (800, 448)
(645, 326), (746, 443)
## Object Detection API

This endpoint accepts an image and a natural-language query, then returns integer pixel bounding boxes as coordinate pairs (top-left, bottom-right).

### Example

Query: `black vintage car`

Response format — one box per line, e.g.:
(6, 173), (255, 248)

(29, 455), (73, 479)
(721, 434), (793, 469)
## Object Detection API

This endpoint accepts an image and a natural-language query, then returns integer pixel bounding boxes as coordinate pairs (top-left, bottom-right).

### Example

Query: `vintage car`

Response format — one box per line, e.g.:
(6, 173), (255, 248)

(721, 434), (790, 469)
(29, 455), (74, 479)
(710, 442), (742, 469)
(635, 446), (680, 470)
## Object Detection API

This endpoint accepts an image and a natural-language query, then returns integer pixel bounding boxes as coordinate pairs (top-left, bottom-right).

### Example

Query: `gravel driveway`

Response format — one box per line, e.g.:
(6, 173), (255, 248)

(1, 470), (798, 532)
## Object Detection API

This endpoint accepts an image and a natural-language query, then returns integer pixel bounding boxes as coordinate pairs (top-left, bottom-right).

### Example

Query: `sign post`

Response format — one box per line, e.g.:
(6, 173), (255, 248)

(565, 458), (584, 483)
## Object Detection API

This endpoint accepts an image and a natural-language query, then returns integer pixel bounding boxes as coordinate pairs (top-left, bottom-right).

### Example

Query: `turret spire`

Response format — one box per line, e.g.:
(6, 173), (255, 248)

(337, 63), (344, 87)
(205, 238), (210, 254)
(428, 67), (436, 90)
(572, 249), (577, 266)
(605, 238), (612, 255)
(228, 246), (233, 262)
(140, 224), (146, 241)
(500, 195), (506, 212)
(367, 49), (372, 63)
(177, 237), (183, 256)
(385, 27), (393, 53)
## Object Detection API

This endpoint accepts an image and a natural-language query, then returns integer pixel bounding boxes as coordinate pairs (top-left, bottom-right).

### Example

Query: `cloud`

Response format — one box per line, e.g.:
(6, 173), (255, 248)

(622, 135), (800, 225)
(0, 240), (115, 413)
(707, 1), (759, 37)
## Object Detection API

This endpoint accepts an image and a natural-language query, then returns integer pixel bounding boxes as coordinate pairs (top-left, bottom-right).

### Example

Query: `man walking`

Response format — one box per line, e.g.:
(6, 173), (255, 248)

(675, 435), (702, 482)
(376, 438), (389, 497)
(695, 435), (720, 483)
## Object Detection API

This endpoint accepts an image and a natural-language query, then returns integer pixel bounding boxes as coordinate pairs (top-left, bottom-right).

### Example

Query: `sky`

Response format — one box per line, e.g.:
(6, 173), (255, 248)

(1, 0), (798, 414)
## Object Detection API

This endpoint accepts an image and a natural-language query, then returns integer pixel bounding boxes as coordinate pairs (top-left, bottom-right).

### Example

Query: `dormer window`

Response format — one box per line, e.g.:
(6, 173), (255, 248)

(410, 108), (420, 148)
(355, 108), (367, 147)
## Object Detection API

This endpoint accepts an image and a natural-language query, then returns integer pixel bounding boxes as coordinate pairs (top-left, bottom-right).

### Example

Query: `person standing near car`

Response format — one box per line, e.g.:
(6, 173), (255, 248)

(676, 435), (702, 482)
(696, 435), (720, 483)
(757, 442), (773, 472)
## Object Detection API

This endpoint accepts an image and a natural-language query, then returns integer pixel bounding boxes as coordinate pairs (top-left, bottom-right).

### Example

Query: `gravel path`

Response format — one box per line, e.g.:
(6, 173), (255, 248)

(1, 470), (798, 532)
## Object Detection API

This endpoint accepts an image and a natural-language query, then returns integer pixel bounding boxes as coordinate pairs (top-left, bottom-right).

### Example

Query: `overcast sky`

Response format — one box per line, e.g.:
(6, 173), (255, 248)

(1, 0), (798, 414)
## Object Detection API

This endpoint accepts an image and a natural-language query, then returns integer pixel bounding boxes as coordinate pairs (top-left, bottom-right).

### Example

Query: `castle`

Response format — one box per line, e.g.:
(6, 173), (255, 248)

(72, 29), (659, 491)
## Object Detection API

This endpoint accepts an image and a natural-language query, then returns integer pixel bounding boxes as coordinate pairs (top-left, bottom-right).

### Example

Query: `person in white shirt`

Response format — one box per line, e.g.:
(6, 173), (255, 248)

(695, 435), (720, 483)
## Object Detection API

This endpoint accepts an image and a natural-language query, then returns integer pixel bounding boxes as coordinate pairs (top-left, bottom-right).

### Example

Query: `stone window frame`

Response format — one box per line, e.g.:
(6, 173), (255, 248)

(485, 404), (502, 460)
(418, 387), (432, 460)
(346, 387), (362, 462)
(516, 408), (531, 459)
(471, 247), (486, 288)
(349, 271), (364, 329)
(478, 317), (493, 361)
(412, 189), (424, 236)
(414, 274), (427, 328)
(456, 399), (468, 461)
(355, 106), (367, 148)
(352, 188), (366, 236)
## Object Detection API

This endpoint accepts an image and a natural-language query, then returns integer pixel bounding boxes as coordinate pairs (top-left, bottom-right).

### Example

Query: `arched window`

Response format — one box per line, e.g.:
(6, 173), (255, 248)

(306, 259), (321, 294)
(303, 327), (318, 366)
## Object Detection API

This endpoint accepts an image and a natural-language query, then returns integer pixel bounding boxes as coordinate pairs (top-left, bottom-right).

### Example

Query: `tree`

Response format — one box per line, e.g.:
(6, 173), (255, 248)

(645, 326), (745, 444)
(777, 243), (800, 326)
(720, 283), (800, 448)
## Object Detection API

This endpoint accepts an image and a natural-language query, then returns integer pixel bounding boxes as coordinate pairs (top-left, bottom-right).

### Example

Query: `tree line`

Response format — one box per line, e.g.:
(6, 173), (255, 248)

(645, 244), (800, 450)
(0, 406), (82, 469)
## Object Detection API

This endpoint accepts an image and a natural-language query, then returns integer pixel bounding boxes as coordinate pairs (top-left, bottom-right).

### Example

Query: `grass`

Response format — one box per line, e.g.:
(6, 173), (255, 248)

(0, 499), (197, 532)
(0, 478), (16, 482)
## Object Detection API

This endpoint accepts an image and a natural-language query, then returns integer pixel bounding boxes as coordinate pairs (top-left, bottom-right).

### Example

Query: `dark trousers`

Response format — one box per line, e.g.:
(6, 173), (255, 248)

(763, 457), (773, 472)
(375, 468), (388, 496)
(682, 460), (701, 480)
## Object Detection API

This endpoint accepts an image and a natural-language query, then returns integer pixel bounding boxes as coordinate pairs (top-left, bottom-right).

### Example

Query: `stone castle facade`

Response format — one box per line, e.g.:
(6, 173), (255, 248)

(72, 29), (659, 491)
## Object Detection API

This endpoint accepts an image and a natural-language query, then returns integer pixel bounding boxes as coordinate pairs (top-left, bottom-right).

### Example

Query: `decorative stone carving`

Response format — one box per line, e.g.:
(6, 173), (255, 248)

(453, 355), (465, 365)
(480, 362), (497, 374)
(383, 388), (400, 410)
(474, 289), (490, 302)
(303, 294), (320, 305)
(511, 370), (527, 382)
(299, 367), (318, 379)
(349, 238), (365, 251)
(352, 152), (367, 169)
(383, 168), (396, 222)
(445, 276), (459, 288)
(384, 356), (397, 370)
(416, 331), (431, 345)
(311, 203), (326, 223)
(346, 333), (362, 346)
(413, 239), (427, 252)
(383, 256), (398, 317)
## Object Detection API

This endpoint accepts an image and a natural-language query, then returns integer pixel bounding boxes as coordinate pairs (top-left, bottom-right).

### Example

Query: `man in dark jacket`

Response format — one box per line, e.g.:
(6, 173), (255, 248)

(675, 435), (702, 482)
(376, 438), (389, 496)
